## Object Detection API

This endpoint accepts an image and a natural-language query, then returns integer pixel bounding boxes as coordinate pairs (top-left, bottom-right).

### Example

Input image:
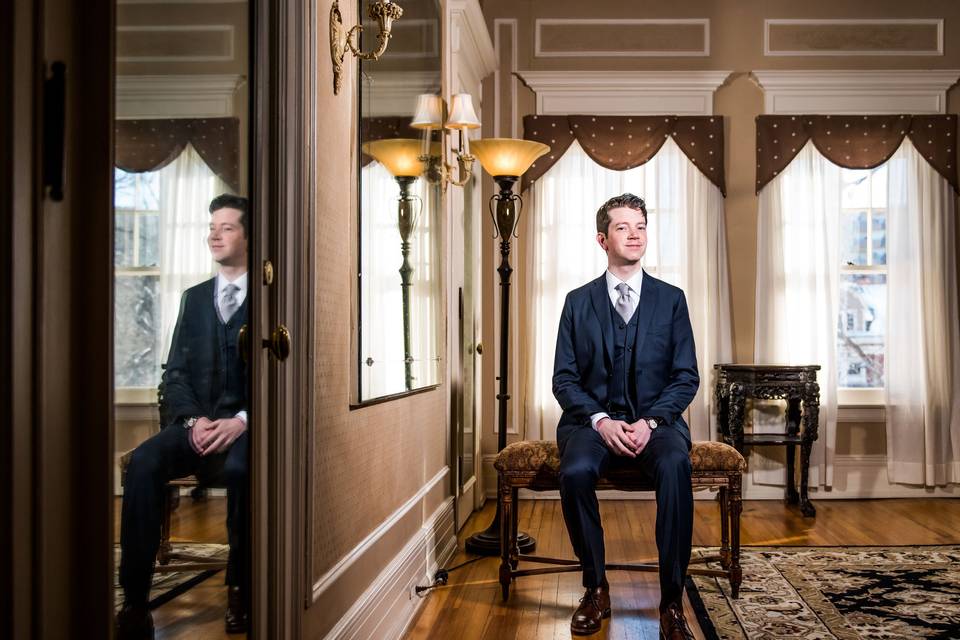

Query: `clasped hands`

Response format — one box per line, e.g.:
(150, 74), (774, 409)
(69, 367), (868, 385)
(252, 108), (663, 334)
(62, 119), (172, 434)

(189, 417), (247, 456)
(596, 417), (653, 457)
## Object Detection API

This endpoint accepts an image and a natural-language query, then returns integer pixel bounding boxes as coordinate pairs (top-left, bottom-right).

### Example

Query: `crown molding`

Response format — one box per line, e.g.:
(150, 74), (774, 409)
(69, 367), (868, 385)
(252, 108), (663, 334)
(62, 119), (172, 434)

(516, 70), (732, 116)
(115, 74), (245, 118)
(752, 69), (960, 115)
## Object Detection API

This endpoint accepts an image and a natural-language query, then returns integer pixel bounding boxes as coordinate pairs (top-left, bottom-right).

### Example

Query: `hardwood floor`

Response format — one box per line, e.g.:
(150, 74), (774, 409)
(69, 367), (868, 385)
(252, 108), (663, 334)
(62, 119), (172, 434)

(404, 498), (960, 639)
(113, 495), (242, 640)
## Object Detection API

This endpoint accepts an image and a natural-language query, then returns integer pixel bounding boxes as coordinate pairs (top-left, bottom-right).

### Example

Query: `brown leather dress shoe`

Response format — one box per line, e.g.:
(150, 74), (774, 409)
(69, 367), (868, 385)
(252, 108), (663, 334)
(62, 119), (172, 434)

(570, 580), (611, 636)
(225, 585), (249, 634)
(659, 602), (694, 640)
(116, 602), (154, 640)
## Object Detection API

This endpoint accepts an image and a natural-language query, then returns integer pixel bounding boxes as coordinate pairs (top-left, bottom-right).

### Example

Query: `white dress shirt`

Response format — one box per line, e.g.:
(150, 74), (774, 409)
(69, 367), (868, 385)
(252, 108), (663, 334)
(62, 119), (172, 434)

(216, 271), (249, 425)
(590, 268), (644, 431)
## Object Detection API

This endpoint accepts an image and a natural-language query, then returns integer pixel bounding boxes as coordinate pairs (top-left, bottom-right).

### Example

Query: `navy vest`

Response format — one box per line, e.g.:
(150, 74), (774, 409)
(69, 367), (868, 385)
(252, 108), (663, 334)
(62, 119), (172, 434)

(608, 298), (639, 421)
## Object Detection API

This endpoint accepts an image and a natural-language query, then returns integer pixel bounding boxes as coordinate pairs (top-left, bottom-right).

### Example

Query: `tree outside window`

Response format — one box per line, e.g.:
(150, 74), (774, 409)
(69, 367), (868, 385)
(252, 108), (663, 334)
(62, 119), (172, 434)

(838, 166), (887, 389)
(114, 168), (162, 389)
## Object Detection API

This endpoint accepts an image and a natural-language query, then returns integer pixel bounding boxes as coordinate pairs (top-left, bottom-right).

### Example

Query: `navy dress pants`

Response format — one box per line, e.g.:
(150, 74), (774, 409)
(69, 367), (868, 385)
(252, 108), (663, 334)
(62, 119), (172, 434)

(558, 424), (693, 610)
(119, 424), (249, 605)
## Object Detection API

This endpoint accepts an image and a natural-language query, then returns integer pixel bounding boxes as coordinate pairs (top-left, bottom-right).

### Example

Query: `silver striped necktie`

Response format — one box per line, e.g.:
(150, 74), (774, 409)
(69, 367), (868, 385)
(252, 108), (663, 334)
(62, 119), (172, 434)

(614, 282), (635, 323)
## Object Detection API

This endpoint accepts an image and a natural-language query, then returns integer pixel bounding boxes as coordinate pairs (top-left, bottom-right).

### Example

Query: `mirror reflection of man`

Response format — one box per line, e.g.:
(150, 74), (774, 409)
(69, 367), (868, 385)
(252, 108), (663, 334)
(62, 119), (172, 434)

(553, 194), (699, 638)
(117, 194), (250, 639)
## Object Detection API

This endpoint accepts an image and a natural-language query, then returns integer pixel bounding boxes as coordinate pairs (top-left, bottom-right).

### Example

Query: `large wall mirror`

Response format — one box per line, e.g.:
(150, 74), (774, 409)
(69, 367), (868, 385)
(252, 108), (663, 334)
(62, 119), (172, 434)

(358, 0), (443, 401)
(113, 0), (251, 636)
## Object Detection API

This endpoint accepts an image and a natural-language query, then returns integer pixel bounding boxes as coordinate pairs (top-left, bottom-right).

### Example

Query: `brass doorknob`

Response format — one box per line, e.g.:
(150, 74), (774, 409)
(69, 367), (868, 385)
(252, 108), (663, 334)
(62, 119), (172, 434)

(264, 325), (292, 361)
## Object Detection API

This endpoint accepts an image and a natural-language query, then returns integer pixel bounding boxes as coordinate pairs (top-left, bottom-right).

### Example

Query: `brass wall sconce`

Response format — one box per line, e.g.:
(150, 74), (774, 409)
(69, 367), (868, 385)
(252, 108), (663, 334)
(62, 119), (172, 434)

(411, 93), (481, 193)
(330, 0), (404, 95)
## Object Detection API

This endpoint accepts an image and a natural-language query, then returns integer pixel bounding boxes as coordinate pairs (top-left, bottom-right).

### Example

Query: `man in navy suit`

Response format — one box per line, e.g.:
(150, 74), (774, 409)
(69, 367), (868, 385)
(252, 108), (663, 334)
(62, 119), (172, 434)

(117, 194), (250, 639)
(554, 193), (699, 638)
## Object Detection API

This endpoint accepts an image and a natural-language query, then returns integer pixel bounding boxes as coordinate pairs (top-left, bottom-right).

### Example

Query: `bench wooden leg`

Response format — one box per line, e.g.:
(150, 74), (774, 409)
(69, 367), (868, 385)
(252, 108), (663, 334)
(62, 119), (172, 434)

(499, 479), (513, 601)
(510, 487), (520, 570)
(718, 486), (730, 570)
(729, 475), (743, 599)
(157, 484), (177, 565)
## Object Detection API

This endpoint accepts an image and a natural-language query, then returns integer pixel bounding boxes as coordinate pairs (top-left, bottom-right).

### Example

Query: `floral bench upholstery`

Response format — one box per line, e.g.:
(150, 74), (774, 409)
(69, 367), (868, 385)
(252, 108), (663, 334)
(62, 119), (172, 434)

(493, 439), (746, 599)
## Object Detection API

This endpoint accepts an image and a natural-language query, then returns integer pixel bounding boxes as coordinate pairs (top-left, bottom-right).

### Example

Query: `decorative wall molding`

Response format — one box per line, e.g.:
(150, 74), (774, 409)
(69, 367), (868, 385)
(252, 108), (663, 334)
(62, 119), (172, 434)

(372, 19), (439, 58)
(764, 19), (943, 57)
(116, 74), (245, 119)
(363, 71), (441, 117)
(535, 18), (710, 58)
(311, 466), (450, 601)
(752, 69), (960, 115)
(116, 25), (235, 63)
(322, 497), (457, 640)
(517, 70), (732, 116)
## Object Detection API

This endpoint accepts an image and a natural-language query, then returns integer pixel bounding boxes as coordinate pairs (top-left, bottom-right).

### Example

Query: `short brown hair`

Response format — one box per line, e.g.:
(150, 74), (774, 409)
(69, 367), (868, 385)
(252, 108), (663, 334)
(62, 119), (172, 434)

(596, 193), (647, 234)
(209, 193), (249, 238)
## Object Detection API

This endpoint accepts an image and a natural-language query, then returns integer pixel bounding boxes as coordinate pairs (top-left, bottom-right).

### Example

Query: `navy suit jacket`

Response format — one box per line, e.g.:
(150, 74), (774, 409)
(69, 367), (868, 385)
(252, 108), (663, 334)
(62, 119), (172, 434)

(552, 271), (699, 446)
(162, 277), (249, 428)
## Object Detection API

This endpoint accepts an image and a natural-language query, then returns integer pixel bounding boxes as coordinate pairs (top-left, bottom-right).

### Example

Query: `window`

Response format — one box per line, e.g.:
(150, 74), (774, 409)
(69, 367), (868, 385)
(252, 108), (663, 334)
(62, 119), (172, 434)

(838, 166), (887, 390)
(114, 168), (162, 390)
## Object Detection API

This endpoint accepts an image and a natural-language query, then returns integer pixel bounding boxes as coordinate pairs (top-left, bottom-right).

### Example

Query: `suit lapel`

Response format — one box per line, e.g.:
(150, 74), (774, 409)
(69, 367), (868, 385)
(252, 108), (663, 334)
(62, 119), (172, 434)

(589, 274), (614, 366)
(633, 271), (659, 356)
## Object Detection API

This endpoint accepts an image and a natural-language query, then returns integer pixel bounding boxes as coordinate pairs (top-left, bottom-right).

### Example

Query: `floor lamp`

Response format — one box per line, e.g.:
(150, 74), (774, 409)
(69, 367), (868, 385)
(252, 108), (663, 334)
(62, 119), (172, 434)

(361, 138), (432, 389)
(464, 138), (550, 555)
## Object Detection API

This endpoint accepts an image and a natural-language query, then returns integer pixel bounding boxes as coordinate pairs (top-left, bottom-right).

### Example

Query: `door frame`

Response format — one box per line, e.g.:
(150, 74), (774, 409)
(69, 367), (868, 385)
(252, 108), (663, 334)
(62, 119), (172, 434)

(251, 0), (316, 636)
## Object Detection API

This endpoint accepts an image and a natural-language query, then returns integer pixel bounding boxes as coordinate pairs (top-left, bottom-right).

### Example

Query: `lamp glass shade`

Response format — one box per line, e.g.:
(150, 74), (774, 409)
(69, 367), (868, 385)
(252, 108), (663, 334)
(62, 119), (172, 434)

(470, 138), (550, 177)
(446, 93), (481, 130)
(410, 94), (444, 130)
(362, 139), (427, 177)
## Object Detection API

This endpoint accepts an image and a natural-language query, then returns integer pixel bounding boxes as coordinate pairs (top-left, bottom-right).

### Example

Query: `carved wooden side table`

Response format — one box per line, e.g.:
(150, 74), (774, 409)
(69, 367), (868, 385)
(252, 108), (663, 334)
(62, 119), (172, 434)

(714, 364), (821, 517)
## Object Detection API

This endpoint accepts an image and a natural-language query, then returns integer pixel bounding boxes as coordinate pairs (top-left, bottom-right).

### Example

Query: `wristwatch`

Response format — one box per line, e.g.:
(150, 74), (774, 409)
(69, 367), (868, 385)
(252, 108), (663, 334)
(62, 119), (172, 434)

(184, 416), (199, 429)
(646, 416), (663, 429)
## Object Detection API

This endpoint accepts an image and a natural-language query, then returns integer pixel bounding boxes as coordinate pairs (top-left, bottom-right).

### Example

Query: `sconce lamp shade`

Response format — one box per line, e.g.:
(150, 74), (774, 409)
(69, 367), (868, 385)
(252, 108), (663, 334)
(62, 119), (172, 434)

(410, 94), (444, 130)
(470, 138), (550, 177)
(446, 93), (481, 130)
(362, 139), (427, 177)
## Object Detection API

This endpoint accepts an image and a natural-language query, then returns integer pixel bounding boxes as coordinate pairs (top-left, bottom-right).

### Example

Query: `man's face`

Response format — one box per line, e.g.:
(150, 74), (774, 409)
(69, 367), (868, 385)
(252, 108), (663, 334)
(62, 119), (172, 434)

(208, 207), (248, 267)
(597, 206), (647, 265)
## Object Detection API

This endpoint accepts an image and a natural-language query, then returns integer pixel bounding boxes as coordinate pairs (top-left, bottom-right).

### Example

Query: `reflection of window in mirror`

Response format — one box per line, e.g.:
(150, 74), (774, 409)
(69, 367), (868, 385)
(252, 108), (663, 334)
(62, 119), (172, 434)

(112, 1), (250, 635)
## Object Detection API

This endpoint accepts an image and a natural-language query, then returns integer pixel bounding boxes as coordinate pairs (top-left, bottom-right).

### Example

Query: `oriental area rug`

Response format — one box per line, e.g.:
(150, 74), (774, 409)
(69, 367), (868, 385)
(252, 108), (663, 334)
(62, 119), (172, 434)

(686, 545), (960, 639)
(113, 543), (228, 611)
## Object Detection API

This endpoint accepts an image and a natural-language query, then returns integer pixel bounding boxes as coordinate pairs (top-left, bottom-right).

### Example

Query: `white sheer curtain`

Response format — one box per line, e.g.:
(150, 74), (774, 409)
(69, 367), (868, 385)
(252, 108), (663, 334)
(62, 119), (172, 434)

(886, 139), (960, 485)
(360, 161), (439, 398)
(157, 143), (224, 364)
(755, 141), (841, 487)
(522, 138), (732, 442)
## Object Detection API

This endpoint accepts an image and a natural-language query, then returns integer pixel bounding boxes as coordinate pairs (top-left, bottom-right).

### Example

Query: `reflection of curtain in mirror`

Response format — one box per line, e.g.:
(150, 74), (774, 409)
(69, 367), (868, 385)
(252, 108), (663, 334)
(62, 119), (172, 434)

(157, 143), (224, 364)
(360, 161), (438, 398)
(522, 138), (731, 442)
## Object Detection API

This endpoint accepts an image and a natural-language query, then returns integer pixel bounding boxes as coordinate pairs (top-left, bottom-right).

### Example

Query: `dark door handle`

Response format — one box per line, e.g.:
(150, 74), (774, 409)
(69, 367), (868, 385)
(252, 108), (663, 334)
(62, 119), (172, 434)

(43, 61), (66, 201)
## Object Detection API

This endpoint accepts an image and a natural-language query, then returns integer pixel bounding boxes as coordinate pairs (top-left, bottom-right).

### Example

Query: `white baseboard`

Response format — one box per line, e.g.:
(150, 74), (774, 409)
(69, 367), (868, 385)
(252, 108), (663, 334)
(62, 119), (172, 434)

(323, 497), (457, 640)
(482, 453), (959, 499)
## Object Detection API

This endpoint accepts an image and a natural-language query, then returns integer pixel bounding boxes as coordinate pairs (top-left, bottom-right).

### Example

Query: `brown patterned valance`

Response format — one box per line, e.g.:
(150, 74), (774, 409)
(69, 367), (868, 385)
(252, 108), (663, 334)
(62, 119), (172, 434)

(756, 114), (958, 194)
(522, 115), (726, 195)
(115, 118), (240, 191)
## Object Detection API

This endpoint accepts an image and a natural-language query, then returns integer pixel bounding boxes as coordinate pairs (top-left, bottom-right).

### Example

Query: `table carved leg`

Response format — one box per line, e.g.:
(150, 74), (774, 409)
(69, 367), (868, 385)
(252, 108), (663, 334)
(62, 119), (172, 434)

(727, 383), (746, 453)
(784, 397), (801, 505)
(799, 383), (820, 517)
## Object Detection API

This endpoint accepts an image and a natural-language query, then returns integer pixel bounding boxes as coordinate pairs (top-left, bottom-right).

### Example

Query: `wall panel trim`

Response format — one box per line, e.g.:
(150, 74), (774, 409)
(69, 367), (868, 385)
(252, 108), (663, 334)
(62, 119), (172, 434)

(311, 465), (450, 601)
(534, 18), (710, 58)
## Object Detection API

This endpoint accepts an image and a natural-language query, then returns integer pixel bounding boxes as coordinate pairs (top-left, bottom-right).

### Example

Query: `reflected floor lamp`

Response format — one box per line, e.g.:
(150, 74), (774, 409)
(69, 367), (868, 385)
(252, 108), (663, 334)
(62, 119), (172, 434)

(362, 138), (434, 390)
(465, 138), (550, 555)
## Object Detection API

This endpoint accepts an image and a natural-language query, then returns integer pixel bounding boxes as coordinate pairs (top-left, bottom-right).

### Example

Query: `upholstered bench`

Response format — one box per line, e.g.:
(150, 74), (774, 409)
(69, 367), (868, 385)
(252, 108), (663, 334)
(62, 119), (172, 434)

(494, 440), (746, 600)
